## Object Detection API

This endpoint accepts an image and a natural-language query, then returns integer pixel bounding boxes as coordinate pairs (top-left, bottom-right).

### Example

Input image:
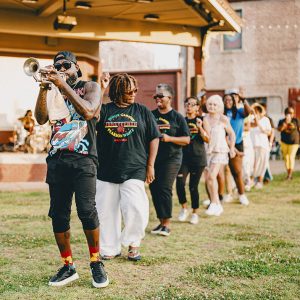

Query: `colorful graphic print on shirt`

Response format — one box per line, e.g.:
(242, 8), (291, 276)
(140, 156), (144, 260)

(156, 117), (171, 133)
(187, 122), (199, 140)
(105, 113), (137, 142)
(49, 86), (89, 156)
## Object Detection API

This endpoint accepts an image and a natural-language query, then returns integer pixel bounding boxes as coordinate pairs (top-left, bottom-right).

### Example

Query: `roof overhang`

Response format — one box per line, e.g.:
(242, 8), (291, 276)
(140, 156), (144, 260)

(0, 0), (242, 47)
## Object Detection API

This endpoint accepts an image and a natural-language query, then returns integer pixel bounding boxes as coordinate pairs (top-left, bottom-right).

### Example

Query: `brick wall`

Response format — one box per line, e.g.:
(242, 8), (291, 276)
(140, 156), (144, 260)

(204, 0), (299, 110)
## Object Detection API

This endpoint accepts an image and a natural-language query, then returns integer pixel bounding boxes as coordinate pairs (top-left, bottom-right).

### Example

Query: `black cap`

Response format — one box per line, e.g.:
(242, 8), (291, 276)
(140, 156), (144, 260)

(53, 51), (82, 77)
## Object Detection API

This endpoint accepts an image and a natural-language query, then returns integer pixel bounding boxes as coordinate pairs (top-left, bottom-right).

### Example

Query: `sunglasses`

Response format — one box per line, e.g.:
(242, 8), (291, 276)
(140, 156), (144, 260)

(54, 61), (73, 71)
(185, 103), (197, 107)
(125, 88), (138, 95)
(153, 94), (169, 99)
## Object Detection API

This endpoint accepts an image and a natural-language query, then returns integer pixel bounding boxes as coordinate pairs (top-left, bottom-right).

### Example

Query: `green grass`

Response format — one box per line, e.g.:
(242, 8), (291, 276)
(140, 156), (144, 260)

(1, 172), (300, 300)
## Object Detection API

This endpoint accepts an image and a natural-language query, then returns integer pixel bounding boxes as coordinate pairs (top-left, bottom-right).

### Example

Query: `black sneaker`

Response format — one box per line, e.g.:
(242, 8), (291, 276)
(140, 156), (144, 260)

(150, 224), (163, 234)
(158, 226), (171, 237)
(49, 264), (79, 286)
(90, 261), (109, 288)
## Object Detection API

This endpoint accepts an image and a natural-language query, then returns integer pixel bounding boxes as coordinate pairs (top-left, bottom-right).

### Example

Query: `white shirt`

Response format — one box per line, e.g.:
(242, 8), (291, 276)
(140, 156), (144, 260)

(250, 116), (272, 150)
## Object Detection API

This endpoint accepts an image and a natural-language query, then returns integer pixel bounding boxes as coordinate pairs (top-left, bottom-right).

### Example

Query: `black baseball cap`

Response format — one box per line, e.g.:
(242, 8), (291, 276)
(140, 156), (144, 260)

(53, 51), (82, 77)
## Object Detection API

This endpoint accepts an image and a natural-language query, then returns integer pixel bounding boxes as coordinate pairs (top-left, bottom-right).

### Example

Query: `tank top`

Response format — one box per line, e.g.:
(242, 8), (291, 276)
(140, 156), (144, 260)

(207, 122), (229, 154)
(48, 80), (98, 162)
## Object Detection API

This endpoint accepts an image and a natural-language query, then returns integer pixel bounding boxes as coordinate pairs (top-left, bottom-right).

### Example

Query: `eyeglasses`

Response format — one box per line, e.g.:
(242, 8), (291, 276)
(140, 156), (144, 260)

(54, 61), (73, 71)
(185, 103), (197, 107)
(125, 88), (138, 95)
(153, 94), (168, 99)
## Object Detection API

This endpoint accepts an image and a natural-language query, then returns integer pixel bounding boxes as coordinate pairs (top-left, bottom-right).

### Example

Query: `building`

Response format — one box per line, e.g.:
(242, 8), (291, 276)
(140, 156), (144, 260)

(204, 0), (299, 124)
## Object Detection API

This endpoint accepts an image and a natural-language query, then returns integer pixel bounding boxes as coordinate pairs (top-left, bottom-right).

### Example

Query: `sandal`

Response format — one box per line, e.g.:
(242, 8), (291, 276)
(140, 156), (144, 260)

(101, 253), (121, 260)
(128, 247), (141, 262)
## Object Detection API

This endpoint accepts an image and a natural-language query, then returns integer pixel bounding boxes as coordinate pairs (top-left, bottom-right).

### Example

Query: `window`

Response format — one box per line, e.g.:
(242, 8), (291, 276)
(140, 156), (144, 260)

(223, 9), (242, 51)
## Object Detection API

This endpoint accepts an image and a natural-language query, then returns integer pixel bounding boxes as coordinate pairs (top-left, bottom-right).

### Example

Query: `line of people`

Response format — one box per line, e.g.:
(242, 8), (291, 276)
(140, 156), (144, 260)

(34, 51), (299, 289)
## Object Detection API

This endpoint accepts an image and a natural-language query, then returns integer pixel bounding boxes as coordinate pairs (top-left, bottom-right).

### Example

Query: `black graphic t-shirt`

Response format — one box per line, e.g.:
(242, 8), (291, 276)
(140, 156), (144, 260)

(152, 109), (190, 163)
(47, 80), (98, 164)
(97, 102), (160, 183)
(183, 117), (207, 166)
(278, 118), (300, 144)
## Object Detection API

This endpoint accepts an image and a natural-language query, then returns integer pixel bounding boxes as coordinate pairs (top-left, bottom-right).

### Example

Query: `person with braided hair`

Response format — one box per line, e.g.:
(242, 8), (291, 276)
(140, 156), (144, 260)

(95, 73), (160, 261)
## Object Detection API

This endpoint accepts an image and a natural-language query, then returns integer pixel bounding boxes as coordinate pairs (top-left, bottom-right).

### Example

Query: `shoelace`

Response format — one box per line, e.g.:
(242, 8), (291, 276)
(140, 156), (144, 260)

(56, 265), (70, 277)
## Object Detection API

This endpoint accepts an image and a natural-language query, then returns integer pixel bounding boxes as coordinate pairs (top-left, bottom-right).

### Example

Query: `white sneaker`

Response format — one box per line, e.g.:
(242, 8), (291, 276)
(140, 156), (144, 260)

(223, 194), (233, 203)
(245, 184), (251, 192)
(190, 213), (199, 224)
(178, 208), (189, 222)
(255, 182), (263, 189)
(239, 194), (249, 206)
(205, 203), (223, 216)
(202, 199), (211, 207)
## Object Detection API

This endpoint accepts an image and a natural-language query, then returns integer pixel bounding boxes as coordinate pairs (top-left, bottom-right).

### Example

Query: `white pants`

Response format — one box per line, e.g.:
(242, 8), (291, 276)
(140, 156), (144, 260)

(96, 179), (149, 256)
(243, 134), (254, 184)
(253, 147), (269, 178)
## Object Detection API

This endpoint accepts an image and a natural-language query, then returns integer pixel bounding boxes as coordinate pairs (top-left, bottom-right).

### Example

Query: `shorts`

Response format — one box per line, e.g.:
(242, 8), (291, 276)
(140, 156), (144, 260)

(207, 152), (229, 166)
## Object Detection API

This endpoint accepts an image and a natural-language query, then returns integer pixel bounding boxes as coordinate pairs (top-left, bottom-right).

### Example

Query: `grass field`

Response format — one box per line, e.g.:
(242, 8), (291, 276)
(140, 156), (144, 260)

(1, 173), (300, 300)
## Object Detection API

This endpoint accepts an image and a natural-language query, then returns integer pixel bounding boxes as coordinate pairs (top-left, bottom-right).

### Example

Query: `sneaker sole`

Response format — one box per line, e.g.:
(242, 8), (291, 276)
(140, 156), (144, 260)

(150, 230), (162, 234)
(92, 277), (109, 288)
(158, 231), (170, 237)
(49, 272), (79, 287)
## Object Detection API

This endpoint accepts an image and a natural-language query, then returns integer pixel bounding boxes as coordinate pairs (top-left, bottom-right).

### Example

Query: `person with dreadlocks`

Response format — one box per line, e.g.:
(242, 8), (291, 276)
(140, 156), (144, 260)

(223, 89), (252, 206)
(95, 73), (160, 261)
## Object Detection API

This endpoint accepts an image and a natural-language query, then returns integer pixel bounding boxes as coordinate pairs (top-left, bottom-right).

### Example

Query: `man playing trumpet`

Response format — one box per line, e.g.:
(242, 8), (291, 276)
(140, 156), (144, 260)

(34, 51), (109, 288)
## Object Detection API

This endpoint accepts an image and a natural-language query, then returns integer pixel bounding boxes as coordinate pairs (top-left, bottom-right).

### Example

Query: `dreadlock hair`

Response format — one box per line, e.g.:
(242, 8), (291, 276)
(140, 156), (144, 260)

(223, 94), (237, 119)
(108, 73), (138, 103)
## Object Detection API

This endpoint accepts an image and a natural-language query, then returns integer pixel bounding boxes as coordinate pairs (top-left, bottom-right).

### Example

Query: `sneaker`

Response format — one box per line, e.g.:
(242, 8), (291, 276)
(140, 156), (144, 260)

(254, 182), (263, 189)
(239, 194), (249, 206)
(190, 213), (199, 225)
(202, 199), (211, 207)
(178, 208), (189, 222)
(205, 203), (223, 216)
(158, 226), (171, 236)
(245, 184), (251, 192)
(90, 261), (109, 288)
(49, 264), (79, 287)
(223, 194), (233, 203)
(128, 247), (141, 262)
(151, 224), (163, 234)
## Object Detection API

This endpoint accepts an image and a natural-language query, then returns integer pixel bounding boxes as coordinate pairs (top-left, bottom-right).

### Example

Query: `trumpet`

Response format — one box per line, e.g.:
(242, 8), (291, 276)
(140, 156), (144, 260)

(23, 57), (65, 84)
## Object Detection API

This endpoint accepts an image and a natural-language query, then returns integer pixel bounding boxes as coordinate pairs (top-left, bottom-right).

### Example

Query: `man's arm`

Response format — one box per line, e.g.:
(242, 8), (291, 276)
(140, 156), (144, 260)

(59, 81), (101, 120)
(160, 135), (190, 146)
(243, 99), (252, 117)
(34, 85), (49, 125)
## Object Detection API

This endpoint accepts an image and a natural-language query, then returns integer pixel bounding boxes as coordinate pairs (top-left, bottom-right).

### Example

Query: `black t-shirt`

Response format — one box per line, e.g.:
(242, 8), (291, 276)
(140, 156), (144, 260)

(152, 109), (190, 163)
(96, 102), (160, 183)
(278, 118), (300, 144)
(47, 80), (98, 165)
(182, 117), (207, 166)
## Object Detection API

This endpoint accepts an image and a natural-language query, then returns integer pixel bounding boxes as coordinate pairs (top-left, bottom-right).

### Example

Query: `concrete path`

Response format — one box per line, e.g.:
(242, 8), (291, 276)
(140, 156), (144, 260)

(0, 160), (299, 192)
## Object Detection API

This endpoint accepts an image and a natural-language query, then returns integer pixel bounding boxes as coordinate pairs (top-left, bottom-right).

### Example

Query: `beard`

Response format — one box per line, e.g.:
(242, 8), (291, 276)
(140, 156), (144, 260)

(66, 73), (78, 86)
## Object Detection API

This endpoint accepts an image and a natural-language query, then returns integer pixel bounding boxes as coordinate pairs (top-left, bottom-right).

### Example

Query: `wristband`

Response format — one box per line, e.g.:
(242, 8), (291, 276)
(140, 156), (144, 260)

(39, 84), (51, 90)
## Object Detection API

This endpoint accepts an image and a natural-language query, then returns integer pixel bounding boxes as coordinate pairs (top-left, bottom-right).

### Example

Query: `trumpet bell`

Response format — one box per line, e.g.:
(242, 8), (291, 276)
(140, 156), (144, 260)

(23, 57), (40, 76)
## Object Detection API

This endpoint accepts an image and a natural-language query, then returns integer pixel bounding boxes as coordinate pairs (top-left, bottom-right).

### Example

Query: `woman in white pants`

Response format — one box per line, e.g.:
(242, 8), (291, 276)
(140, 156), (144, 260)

(250, 104), (272, 189)
(95, 73), (160, 261)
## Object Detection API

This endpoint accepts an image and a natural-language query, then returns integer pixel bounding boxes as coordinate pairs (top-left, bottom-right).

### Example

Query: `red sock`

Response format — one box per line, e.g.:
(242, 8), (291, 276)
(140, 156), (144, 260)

(60, 249), (73, 266)
(89, 246), (100, 262)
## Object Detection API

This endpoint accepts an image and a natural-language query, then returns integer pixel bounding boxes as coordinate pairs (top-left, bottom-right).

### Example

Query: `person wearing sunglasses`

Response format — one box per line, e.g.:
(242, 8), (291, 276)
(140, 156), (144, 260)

(34, 51), (108, 288)
(95, 73), (160, 261)
(150, 84), (190, 236)
(176, 97), (208, 224)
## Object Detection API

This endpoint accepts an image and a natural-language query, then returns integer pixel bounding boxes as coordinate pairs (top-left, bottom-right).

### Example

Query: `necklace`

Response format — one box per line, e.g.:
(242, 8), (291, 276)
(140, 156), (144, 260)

(71, 80), (81, 90)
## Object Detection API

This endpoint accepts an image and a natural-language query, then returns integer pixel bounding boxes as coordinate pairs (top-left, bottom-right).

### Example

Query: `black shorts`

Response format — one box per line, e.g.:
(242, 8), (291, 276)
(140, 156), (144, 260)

(235, 142), (244, 153)
(47, 156), (99, 232)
